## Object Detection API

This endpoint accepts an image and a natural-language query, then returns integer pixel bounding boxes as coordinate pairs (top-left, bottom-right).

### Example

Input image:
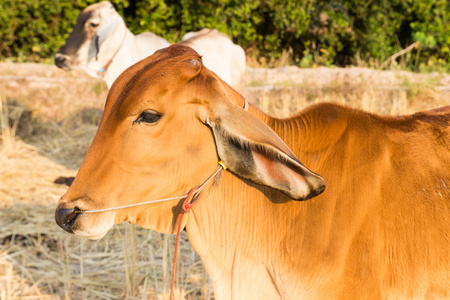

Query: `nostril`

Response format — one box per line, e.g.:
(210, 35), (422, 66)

(55, 207), (81, 233)
(64, 210), (78, 227)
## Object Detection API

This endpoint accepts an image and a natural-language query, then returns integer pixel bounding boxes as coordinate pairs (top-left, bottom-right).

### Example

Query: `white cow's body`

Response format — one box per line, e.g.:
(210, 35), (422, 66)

(55, 1), (246, 90)
(181, 28), (246, 91)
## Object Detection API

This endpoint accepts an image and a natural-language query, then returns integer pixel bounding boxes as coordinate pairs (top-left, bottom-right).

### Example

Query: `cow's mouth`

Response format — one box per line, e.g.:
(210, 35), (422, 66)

(73, 228), (109, 240)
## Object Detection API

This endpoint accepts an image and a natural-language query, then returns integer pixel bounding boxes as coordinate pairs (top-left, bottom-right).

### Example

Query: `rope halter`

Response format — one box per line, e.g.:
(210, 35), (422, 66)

(77, 161), (226, 214)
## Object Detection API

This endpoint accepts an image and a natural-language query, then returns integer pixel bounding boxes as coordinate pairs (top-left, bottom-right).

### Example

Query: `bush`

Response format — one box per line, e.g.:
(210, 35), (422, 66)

(1, 0), (88, 62)
(0, 0), (448, 70)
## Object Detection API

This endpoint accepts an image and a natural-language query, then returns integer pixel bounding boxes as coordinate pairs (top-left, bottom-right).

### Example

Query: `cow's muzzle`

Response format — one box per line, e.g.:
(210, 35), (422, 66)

(54, 53), (74, 71)
(55, 206), (79, 233)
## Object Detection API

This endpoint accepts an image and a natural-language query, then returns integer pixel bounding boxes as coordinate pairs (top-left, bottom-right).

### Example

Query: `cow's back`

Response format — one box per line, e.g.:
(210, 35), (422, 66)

(275, 103), (450, 298)
(134, 32), (170, 61)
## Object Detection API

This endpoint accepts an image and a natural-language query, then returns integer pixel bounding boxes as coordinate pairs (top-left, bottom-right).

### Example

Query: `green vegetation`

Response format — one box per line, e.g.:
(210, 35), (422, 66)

(0, 0), (449, 70)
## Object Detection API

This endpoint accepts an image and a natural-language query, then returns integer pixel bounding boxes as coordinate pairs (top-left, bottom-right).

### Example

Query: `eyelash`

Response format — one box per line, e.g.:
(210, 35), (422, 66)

(133, 111), (162, 125)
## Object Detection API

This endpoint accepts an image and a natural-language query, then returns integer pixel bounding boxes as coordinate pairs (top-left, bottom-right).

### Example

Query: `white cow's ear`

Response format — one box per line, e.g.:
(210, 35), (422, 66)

(205, 102), (326, 201)
(95, 14), (121, 48)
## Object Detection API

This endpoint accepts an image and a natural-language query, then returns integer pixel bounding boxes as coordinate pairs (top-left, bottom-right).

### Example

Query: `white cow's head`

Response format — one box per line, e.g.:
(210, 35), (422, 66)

(55, 1), (124, 78)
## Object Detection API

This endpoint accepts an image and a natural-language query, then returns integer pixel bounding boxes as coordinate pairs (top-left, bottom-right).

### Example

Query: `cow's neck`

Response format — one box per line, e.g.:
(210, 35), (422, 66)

(85, 25), (135, 88)
(100, 29), (135, 88)
(185, 172), (343, 298)
(185, 106), (347, 299)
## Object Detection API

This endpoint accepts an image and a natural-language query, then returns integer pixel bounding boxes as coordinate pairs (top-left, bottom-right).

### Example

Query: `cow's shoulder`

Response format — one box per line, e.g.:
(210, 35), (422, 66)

(303, 102), (450, 132)
(293, 102), (367, 152)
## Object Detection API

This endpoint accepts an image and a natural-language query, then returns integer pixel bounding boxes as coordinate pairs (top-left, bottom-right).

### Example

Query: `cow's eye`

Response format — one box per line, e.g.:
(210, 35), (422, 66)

(133, 110), (162, 125)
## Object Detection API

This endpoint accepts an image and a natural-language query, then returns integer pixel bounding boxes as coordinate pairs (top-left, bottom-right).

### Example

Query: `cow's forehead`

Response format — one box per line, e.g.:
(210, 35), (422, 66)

(83, 1), (112, 14)
(107, 45), (205, 115)
(79, 1), (112, 22)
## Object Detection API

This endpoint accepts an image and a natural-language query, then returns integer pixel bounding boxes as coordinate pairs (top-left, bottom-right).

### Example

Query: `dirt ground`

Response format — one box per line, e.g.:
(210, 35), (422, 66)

(0, 62), (449, 299)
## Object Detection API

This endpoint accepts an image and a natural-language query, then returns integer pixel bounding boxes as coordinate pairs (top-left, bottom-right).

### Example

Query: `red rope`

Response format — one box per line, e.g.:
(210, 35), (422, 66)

(97, 23), (128, 77)
(170, 187), (203, 300)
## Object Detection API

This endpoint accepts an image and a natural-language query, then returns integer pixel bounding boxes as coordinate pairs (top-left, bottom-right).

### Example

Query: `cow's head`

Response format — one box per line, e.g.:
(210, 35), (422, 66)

(55, 1), (122, 77)
(55, 44), (325, 240)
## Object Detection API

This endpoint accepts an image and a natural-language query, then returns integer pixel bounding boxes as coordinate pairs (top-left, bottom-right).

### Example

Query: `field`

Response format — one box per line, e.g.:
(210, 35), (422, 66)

(1, 62), (449, 299)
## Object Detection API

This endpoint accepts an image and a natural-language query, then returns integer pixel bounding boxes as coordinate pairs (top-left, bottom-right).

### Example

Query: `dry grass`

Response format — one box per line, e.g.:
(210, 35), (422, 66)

(0, 62), (449, 299)
(243, 66), (450, 118)
(0, 202), (210, 299)
(0, 140), (211, 299)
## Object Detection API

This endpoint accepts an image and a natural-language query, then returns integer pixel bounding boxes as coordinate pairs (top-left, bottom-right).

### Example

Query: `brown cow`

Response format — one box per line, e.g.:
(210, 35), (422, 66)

(55, 44), (449, 299)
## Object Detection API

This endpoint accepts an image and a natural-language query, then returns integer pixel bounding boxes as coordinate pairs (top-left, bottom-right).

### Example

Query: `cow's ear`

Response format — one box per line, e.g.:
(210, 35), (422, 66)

(95, 14), (121, 47)
(181, 58), (202, 81)
(204, 101), (326, 201)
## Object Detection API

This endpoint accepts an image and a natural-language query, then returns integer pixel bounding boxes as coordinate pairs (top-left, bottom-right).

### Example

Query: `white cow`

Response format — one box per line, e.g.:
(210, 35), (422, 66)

(55, 1), (246, 90)
(180, 28), (246, 91)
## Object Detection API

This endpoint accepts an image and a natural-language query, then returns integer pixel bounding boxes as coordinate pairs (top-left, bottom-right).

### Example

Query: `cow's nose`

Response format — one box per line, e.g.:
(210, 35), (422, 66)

(55, 207), (79, 233)
(54, 54), (72, 70)
(54, 54), (65, 67)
